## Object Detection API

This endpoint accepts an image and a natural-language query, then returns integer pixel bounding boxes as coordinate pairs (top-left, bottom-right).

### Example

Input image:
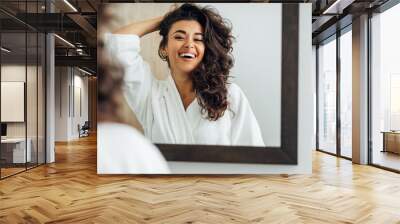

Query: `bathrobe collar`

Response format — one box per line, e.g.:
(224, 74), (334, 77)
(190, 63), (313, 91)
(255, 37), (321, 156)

(160, 73), (203, 144)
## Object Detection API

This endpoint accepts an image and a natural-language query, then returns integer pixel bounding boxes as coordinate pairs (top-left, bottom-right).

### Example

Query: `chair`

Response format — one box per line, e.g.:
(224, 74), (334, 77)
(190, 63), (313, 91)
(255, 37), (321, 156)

(78, 121), (90, 138)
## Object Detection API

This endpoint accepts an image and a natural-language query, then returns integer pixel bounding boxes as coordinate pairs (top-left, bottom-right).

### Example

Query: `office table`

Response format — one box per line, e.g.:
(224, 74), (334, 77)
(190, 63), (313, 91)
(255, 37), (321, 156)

(1, 138), (32, 164)
(382, 131), (400, 154)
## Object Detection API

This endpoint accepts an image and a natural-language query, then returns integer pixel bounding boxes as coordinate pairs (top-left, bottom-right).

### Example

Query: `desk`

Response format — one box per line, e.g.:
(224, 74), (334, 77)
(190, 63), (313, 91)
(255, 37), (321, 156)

(1, 138), (31, 163)
(382, 131), (400, 154)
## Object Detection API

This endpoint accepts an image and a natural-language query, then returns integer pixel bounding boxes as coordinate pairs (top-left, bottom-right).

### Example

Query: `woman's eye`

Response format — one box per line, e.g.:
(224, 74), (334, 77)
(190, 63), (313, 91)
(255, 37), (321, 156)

(194, 39), (203, 42)
(174, 36), (184, 40)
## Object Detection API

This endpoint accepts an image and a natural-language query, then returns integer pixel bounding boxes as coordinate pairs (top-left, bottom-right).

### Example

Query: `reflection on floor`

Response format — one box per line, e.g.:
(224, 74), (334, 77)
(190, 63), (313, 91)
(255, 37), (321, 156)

(0, 162), (42, 178)
(373, 150), (400, 171)
(0, 167), (25, 178)
(341, 147), (352, 158)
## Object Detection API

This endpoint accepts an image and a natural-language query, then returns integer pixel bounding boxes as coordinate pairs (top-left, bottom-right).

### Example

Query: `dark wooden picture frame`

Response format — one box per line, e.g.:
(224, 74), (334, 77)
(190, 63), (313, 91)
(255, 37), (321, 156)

(155, 3), (299, 164)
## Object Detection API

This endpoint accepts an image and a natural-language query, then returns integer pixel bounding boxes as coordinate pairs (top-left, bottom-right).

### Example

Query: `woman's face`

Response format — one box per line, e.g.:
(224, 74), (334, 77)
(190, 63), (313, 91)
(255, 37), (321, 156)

(163, 20), (205, 76)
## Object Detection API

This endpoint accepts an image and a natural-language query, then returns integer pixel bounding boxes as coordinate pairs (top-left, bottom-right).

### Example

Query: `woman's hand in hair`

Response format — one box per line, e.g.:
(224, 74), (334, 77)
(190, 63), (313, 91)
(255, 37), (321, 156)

(112, 4), (180, 37)
(166, 3), (179, 15)
(113, 16), (163, 37)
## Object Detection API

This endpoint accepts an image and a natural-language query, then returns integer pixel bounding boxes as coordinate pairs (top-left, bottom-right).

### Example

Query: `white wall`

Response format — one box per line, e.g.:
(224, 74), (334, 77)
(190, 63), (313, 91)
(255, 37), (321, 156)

(72, 73), (89, 138)
(55, 67), (89, 141)
(55, 66), (68, 141)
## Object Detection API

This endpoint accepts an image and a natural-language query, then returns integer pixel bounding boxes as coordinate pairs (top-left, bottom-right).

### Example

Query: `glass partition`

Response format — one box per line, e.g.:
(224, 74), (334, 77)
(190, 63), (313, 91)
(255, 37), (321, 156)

(0, 1), (46, 179)
(1, 30), (28, 178)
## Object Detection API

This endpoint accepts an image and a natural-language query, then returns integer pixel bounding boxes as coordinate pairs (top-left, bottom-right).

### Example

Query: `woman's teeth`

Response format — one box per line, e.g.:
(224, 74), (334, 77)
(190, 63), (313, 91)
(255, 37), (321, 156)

(179, 53), (195, 59)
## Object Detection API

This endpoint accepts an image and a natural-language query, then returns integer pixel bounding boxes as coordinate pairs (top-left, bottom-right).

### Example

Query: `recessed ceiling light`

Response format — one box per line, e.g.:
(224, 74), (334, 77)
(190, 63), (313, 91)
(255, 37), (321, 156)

(78, 67), (92, 76)
(63, 0), (78, 12)
(322, 0), (353, 15)
(54, 34), (75, 48)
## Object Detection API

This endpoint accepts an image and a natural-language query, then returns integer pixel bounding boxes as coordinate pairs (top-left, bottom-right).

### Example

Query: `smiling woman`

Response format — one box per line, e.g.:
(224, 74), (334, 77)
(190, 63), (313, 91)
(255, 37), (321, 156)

(105, 3), (264, 146)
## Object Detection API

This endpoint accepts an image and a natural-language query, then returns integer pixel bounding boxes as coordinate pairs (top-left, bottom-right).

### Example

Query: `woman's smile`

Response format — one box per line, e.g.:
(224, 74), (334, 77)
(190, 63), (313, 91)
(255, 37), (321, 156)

(178, 51), (197, 62)
(178, 52), (197, 59)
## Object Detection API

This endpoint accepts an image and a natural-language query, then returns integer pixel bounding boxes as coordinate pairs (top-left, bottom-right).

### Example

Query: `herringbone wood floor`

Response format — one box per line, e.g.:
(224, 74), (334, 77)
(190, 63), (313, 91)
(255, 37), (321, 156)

(0, 135), (400, 223)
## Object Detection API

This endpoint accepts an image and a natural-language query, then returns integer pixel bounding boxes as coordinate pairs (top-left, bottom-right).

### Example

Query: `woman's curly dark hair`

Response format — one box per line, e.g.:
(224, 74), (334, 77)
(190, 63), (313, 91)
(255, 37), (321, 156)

(158, 3), (235, 121)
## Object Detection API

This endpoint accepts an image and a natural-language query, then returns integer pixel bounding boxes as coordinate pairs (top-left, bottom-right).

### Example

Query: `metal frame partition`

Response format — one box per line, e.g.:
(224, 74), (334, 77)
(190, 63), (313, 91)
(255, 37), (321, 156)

(0, 0), (47, 180)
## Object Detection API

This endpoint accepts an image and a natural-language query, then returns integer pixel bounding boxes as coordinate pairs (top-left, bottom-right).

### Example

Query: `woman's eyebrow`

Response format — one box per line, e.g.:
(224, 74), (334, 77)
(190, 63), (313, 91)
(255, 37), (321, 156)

(173, 30), (203, 36)
(173, 30), (186, 35)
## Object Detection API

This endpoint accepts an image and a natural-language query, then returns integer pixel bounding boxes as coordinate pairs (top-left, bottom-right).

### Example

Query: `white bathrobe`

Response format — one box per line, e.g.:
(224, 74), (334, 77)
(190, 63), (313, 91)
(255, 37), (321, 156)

(105, 33), (265, 146)
(97, 122), (170, 174)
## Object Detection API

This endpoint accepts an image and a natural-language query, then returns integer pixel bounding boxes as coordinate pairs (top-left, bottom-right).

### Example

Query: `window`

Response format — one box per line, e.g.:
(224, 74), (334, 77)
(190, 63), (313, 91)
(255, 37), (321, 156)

(370, 2), (400, 171)
(318, 37), (337, 154)
(340, 29), (352, 158)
